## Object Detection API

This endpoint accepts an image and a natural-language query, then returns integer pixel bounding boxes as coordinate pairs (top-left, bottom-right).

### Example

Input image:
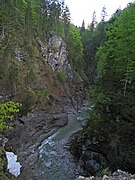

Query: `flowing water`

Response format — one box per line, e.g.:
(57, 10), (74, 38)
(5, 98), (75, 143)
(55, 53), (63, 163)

(36, 102), (90, 180)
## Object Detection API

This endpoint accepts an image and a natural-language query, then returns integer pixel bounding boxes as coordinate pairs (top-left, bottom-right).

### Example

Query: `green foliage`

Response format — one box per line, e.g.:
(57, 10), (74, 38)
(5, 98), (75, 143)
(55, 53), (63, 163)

(97, 167), (111, 177)
(0, 0), (74, 96)
(97, 3), (135, 96)
(85, 110), (102, 133)
(35, 90), (48, 104)
(80, 16), (107, 82)
(85, 2), (135, 173)
(0, 147), (6, 172)
(36, 91), (48, 98)
(57, 69), (67, 82)
(0, 0), (71, 42)
(0, 172), (11, 180)
(66, 24), (84, 73)
(0, 101), (22, 132)
(87, 87), (110, 105)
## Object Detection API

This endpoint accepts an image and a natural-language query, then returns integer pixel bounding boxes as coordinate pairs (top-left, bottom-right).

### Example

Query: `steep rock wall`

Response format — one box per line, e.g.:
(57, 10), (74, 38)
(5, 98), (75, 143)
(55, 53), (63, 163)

(0, 34), (74, 110)
(0, 34), (77, 179)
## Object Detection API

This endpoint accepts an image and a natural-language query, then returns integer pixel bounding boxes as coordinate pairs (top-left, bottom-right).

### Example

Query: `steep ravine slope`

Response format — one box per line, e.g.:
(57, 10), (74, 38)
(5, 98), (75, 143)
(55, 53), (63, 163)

(0, 34), (84, 179)
(5, 97), (73, 179)
(0, 35), (73, 106)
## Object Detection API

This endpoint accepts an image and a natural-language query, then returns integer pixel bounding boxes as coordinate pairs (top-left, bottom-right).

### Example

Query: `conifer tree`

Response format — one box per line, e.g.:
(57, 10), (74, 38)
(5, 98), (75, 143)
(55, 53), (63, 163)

(81, 20), (85, 32)
(101, 6), (107, 22)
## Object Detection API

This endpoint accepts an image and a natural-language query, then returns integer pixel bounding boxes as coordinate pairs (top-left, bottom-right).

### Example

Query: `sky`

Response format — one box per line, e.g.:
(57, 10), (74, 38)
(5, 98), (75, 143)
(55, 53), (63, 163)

(64, 0), (134, 27)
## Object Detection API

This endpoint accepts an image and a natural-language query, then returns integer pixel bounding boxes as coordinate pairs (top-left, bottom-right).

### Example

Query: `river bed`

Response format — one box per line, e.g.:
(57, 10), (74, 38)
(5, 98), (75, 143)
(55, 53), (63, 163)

(35, 102), (90, 180)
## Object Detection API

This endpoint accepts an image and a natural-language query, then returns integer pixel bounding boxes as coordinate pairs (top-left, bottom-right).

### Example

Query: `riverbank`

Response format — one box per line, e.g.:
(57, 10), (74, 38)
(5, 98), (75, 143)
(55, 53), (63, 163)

(35, 109), (82, 180)
(4, 97), (74, 179)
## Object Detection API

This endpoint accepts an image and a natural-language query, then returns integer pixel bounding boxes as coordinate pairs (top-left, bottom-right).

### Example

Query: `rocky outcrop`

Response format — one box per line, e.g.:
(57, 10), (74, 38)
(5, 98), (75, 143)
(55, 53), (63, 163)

(0, 33), (84, 179)
(69, 115), (135, 176)
(69, 130), (110, 176)
(0, 34), (74, 108)
(0, 34), (77, 178)
(4, 97), (72, 179)
(48, 36), (72, 76)
(37, 35), (73, 80)
(75, 170), (135, 180)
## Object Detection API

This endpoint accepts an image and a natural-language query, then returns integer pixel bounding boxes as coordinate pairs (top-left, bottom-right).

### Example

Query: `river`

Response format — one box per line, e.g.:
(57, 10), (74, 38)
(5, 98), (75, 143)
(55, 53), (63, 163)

(35, 101), (90, 180)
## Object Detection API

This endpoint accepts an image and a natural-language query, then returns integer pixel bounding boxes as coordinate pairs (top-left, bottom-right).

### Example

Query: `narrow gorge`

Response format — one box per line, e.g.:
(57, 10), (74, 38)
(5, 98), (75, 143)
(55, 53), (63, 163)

(0, 1), (135, 180)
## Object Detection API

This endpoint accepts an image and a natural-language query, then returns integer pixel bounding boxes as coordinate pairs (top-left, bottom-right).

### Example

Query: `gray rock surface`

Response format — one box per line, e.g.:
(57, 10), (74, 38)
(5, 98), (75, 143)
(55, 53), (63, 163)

(75, 170), (135, 180)
(4, 98), (72, 180)
(47, 35), (73, 80)
(36, 35), (73, 80)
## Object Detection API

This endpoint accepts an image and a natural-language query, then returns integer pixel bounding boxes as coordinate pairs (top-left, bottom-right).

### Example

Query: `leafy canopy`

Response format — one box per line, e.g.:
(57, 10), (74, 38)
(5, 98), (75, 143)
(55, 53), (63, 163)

(0, 101), (22, 132)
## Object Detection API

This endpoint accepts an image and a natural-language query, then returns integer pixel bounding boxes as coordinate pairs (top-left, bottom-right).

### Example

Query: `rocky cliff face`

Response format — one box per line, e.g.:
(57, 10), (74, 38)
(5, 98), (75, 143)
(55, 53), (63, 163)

(0, 34), (74, 109)
(37, 35), (73, 80)
(0, 34), (79, 179)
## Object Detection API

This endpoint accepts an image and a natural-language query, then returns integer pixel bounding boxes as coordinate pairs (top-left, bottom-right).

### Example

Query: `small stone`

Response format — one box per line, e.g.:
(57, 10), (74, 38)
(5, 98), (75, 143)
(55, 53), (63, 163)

(102, 175), (109, 180)
(75, 176), (85, 180)
(89, 176), (95, 180)
(0, 96), (3, 99)
(123, 177), (128, 180)
(31, 149), (35, 154)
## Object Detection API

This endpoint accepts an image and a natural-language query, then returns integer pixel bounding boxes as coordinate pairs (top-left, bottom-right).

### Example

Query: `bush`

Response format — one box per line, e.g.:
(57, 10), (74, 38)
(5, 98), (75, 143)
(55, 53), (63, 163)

(57, 69), (67, 82)
(97, 167), (111, 177)
(0, 101), (22, 132)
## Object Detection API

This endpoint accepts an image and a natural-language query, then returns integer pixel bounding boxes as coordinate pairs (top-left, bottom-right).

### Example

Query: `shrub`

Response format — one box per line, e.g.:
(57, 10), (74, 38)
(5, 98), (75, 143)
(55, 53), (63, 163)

(97, 167), (111, 177)
(57, 69), (67, 82)
(0, 101), (22, 132)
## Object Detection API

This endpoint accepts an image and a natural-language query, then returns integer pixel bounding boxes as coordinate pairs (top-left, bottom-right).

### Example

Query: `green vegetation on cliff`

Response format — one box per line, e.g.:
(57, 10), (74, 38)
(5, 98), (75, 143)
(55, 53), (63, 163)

(0, 101), (22, 179)
(0, 0), (84, 178)
(1, 0), (135, 177)
(0, 101), (22, 132)
(0, 0), (84, 106)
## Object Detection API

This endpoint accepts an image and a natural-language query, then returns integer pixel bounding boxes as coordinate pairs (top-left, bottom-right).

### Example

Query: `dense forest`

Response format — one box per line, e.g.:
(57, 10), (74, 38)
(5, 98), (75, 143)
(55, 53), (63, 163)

(0, 0), (135, 179)
(0, 0), (84, 96)
(72, 2), (135, 175)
